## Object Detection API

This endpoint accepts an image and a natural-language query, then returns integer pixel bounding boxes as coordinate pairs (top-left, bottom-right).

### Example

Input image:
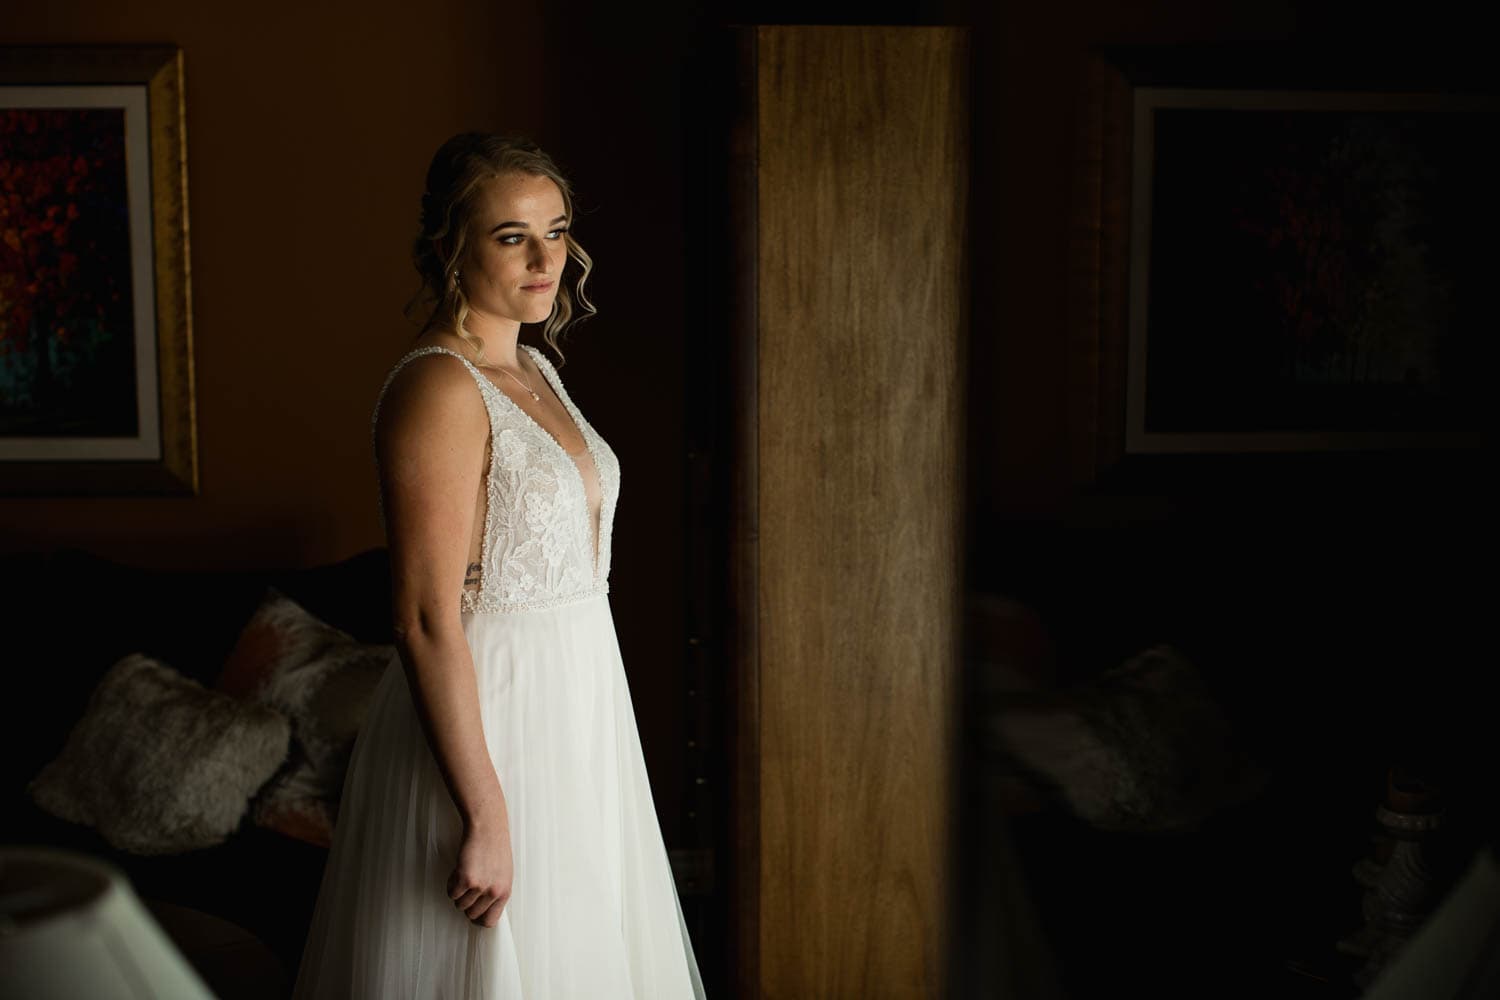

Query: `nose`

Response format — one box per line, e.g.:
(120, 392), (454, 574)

(526, 237), (555, 273)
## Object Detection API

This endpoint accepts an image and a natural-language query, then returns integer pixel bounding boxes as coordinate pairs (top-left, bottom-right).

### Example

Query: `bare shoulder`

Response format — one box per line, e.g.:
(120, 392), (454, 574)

(377, 346), (487, 442)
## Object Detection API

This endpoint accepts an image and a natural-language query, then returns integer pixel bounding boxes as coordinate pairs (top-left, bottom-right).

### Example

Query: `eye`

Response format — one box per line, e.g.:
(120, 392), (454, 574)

(546, 227), (569, 240)
(498, 233), (525, 245)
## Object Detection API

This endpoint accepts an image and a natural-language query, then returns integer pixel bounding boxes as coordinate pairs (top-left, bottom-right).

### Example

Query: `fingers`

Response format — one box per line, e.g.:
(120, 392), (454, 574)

(464, 893), (495, 921)
(449, 880), (509, 926)
(472, 894), (506, 928)
(459, 891), (507, 926)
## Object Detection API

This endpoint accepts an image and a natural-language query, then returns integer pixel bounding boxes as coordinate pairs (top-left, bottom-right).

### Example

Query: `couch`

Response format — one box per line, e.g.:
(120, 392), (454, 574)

(1, 546), (394, 996)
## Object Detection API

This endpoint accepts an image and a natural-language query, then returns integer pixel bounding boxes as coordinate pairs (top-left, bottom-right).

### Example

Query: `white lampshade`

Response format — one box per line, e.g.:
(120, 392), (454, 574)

(0, 847), (214, 999)
(1362, 846), (1500, 1000)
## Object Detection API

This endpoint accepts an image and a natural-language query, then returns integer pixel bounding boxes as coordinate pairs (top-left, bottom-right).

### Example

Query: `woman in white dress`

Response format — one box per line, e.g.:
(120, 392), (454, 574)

(293, 133), (705, 999)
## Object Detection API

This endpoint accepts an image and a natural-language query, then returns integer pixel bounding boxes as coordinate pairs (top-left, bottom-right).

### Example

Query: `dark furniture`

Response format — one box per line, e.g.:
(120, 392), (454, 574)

(1, 546), (393, 994)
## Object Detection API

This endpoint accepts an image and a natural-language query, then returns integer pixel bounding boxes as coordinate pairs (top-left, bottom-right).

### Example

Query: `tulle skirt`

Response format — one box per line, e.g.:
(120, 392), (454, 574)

(292, 596), (705, 999)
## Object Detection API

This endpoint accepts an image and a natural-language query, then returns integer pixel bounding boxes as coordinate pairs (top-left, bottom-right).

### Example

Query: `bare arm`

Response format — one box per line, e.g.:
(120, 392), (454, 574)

(375, 356), (510, 926)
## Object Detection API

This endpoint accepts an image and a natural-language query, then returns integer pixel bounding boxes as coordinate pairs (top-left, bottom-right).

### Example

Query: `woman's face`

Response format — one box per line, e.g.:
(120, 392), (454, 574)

(458, 171), (568, 329)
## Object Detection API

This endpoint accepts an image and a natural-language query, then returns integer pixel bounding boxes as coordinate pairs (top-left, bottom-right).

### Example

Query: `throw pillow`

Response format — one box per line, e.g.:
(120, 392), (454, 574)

(217, 589), (394, 846)
(985, 645), (1268, 832)
(28, 654), (292, 855)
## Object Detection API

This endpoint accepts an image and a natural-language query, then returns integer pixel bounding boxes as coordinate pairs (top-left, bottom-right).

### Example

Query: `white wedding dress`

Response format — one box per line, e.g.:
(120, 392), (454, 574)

(293, 345), (705, 999)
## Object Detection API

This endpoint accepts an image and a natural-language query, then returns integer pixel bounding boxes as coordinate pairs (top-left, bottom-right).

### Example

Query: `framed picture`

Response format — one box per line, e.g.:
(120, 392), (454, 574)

(1070, 49), (1495, 484)
(0, 46), (195, 495)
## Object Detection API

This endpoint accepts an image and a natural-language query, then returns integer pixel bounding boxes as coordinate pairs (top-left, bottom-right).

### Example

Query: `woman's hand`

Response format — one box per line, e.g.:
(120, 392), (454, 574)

(448, 818), (513, 928)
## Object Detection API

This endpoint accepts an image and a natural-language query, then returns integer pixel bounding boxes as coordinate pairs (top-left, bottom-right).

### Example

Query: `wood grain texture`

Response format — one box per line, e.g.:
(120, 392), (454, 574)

(755, 26), (968, 999)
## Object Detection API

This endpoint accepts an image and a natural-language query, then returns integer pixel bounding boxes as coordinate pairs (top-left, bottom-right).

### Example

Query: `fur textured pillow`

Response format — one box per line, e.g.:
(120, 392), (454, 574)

(29, 654), (292, 855)
(217, 589), (394, 846)
(985, 645), (1267, 832)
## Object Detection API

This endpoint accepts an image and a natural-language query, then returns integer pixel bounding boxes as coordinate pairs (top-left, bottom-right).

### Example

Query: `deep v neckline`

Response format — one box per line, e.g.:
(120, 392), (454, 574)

(480, 346), (603, 578)
(480, 346), (587, 456)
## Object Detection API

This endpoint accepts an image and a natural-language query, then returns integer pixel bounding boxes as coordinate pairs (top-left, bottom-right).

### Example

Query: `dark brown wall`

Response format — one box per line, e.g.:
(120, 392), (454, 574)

(0, 0), (556, 567)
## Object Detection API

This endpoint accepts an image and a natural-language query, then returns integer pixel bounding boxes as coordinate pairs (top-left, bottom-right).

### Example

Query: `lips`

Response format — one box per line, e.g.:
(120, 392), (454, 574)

(521, 280), (555, 292)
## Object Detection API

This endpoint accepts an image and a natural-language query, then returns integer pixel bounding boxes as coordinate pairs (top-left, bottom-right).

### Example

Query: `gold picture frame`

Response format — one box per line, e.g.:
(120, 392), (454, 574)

(0, 46), (195, 494)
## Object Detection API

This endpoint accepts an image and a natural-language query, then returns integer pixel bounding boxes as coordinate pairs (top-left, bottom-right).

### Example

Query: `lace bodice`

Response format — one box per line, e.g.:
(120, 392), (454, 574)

(374, 345), (620, 614)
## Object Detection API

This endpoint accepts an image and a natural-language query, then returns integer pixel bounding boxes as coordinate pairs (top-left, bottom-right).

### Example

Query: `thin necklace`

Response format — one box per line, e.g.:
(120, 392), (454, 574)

(476, 356), (541, 402)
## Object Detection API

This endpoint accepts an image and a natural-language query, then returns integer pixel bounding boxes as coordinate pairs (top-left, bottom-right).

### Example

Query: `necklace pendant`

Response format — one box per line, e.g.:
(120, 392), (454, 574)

(530, 391), (540, 401)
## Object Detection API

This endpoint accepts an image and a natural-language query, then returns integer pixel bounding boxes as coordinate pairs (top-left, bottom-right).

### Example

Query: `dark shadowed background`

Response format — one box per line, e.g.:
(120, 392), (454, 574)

(3, 2), (1494, 997)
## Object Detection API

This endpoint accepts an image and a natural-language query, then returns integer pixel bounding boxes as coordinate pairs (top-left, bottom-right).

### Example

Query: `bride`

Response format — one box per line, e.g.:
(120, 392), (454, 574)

(293, 133), (705, 999)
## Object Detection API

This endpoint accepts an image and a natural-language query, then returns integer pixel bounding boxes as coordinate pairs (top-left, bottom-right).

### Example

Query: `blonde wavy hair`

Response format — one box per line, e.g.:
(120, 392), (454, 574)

(406, 133), (595, 360)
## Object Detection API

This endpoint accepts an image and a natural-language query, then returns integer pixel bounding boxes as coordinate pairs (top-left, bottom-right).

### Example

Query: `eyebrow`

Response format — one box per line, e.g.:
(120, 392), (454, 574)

(489, 214), (569, 234)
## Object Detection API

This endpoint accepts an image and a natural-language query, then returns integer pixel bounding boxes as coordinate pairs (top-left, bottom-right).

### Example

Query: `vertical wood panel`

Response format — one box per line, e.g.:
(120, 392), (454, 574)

(755, 26), (968, 999)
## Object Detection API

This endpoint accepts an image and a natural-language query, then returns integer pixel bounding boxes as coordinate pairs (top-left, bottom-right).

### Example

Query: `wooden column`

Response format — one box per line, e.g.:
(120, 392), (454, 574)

(735, 26), (969, 999)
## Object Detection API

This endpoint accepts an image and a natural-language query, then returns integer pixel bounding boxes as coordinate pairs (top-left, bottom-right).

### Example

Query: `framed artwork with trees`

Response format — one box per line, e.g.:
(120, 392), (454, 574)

(0, 46), (195, 495)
